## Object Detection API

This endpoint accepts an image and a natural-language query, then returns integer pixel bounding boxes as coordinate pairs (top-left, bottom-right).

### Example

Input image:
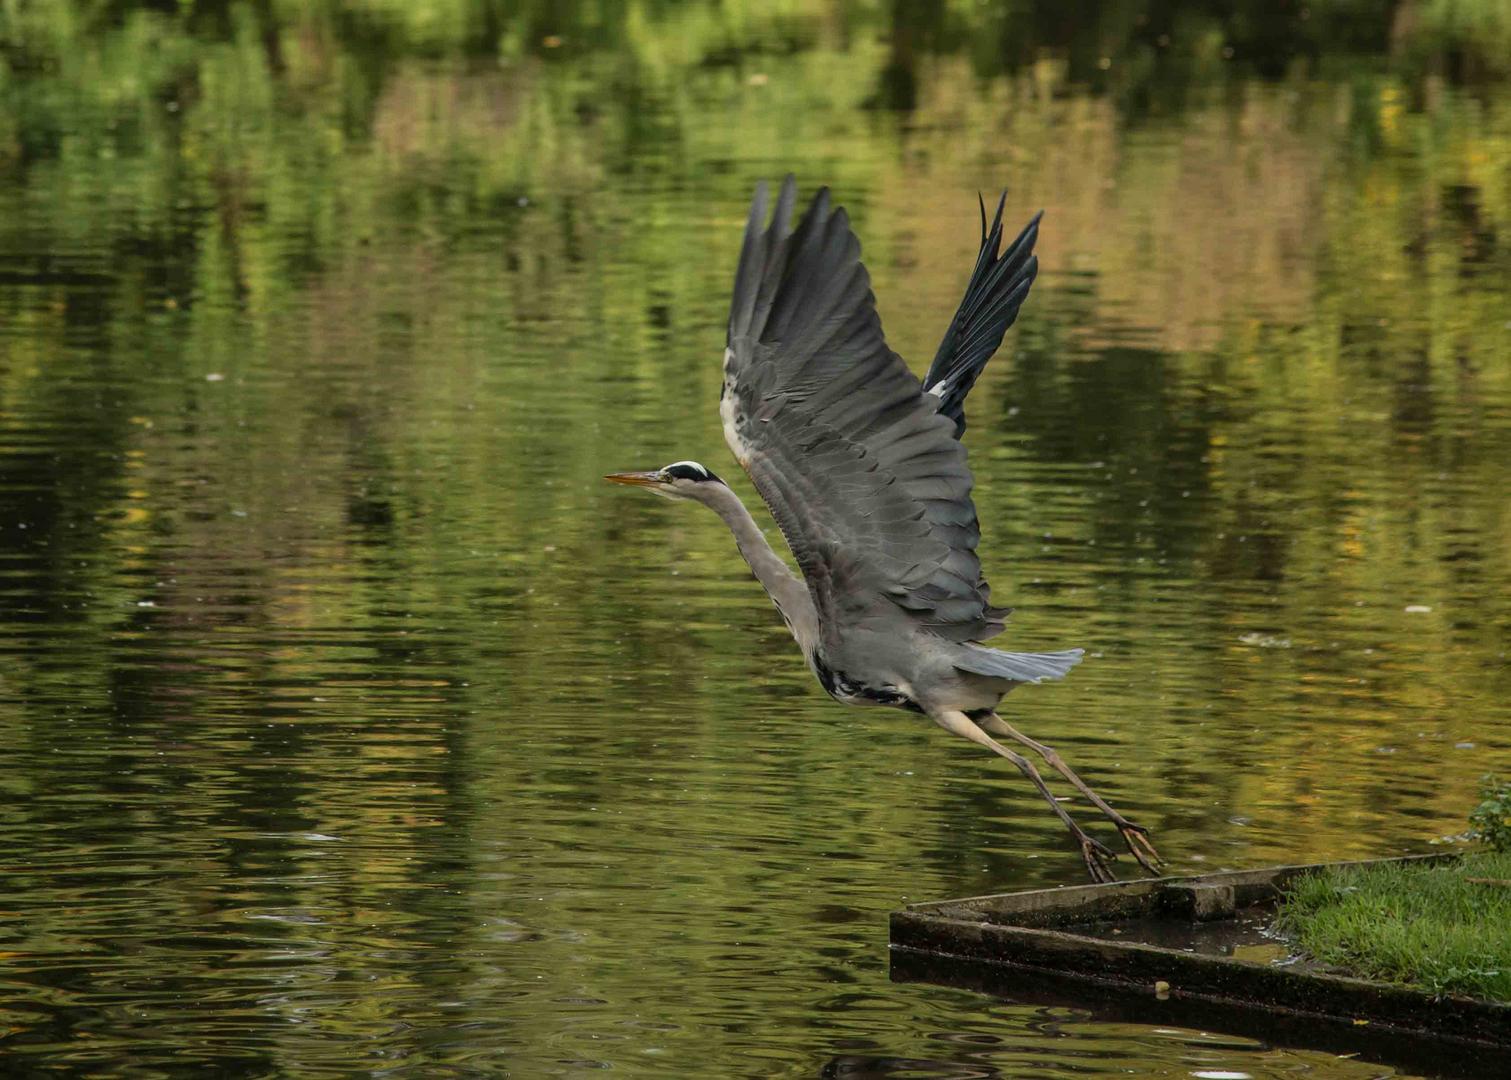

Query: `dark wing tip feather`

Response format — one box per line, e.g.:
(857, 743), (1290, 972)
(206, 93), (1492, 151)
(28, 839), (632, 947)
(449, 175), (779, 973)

(924, 193), (1043, 437)
(728, 182), (770, 346)
(731, 176), (806, 346)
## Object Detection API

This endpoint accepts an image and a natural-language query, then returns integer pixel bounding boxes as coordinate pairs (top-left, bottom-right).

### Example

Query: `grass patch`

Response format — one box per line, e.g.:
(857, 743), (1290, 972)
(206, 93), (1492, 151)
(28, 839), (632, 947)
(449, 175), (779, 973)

(1275, 854), (1511, 1002)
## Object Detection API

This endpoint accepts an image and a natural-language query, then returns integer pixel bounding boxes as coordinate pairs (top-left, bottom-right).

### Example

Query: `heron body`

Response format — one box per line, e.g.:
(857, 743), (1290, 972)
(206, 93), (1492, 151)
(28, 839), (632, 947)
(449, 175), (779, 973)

(608, 178), (1159, 881)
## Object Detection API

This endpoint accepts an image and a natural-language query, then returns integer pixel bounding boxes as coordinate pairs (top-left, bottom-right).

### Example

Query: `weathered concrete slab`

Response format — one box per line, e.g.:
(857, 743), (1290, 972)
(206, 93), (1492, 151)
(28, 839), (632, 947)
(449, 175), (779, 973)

(890, 948), (1511, 1080)
(890, 854), (1511, 1056)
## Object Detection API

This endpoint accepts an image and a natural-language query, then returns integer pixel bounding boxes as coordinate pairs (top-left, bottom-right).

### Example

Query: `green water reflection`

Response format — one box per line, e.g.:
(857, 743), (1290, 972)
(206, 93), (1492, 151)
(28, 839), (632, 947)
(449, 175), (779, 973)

(1, 3), (1508, 1076)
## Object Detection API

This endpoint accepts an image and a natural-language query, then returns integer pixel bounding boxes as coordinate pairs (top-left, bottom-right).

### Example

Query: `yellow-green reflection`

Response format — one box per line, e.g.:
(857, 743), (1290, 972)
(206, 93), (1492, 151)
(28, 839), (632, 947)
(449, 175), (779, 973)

(0, 3), (1507, 1077)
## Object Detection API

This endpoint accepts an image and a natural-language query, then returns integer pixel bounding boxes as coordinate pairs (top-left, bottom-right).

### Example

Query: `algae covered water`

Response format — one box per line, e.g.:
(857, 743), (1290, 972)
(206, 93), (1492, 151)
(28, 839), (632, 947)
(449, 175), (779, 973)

(2, 4), (1509, 1076)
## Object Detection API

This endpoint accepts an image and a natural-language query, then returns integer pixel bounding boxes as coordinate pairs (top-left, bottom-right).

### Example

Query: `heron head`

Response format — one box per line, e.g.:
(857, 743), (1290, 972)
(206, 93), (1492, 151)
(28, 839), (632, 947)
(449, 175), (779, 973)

(604, 460), (724, 501)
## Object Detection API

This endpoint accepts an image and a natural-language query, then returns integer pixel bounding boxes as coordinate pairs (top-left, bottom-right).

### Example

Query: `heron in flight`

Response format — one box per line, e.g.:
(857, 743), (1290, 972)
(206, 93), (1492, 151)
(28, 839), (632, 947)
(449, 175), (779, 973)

(607, 177), (1158, 881)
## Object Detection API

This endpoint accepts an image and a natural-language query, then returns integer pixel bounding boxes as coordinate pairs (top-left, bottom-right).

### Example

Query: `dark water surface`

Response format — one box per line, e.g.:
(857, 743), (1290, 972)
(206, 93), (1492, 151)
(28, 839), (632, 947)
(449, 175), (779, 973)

(2, 4), (1509, 1077)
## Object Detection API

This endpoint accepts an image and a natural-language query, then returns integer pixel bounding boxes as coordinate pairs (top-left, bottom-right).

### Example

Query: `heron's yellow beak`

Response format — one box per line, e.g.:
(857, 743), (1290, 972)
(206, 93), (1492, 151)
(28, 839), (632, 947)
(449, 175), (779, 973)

(604, 470), (665, 488)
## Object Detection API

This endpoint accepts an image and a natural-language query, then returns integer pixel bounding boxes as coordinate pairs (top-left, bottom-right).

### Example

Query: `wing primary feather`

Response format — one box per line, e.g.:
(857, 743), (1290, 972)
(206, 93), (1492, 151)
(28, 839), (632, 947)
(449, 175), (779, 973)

(749, 176), (799, 345)
(728, 180), (770, 347)
(924, 199), (1042, 437)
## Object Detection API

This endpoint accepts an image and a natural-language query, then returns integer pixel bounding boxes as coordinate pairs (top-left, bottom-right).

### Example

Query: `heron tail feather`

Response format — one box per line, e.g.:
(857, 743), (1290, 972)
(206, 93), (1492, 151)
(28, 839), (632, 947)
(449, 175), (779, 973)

(952, 644), (1083, 684)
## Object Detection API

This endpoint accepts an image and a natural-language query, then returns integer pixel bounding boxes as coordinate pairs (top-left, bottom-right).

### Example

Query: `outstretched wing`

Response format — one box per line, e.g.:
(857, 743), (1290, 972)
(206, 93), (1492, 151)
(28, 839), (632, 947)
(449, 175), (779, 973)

(924, 194), (1040, 437)
(722, 177), (1009, 647)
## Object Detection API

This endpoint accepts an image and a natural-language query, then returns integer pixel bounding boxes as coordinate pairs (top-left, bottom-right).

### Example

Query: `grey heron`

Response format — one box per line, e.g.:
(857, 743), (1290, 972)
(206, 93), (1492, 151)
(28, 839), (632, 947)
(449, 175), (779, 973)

(607, 177), (1158, 882)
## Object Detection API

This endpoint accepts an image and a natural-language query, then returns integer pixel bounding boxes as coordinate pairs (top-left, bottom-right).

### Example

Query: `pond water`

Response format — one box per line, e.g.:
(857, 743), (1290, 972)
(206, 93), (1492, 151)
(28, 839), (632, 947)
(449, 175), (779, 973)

(1, 4), (1509, 1077)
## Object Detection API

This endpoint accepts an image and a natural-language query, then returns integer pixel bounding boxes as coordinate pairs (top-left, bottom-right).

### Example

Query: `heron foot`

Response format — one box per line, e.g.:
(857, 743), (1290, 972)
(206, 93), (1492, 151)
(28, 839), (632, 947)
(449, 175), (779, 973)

(1116, 821), (1163, 875)
(1079, 833), (1119, 884)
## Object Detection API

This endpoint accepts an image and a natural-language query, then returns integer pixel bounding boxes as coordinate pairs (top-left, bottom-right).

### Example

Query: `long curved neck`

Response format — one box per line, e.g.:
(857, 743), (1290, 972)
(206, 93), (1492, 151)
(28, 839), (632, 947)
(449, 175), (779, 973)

(699, 482), (820, 653)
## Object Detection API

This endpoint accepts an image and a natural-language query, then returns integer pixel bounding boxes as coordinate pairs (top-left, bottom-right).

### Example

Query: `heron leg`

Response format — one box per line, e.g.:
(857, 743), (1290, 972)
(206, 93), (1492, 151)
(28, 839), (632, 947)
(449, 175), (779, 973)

(977, 713), (1162, 874)
(930, 709), (1119, 883)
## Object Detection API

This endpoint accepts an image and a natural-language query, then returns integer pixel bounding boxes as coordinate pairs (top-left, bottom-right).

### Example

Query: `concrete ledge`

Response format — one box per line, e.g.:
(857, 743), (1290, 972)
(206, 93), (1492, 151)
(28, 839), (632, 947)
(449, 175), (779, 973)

(890, 854), (1511, 1055)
